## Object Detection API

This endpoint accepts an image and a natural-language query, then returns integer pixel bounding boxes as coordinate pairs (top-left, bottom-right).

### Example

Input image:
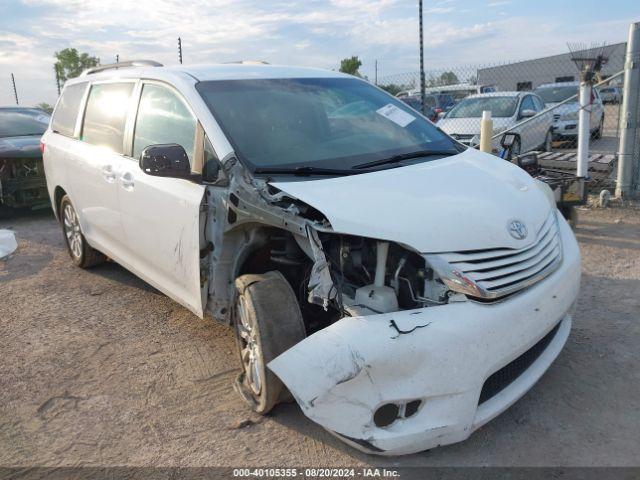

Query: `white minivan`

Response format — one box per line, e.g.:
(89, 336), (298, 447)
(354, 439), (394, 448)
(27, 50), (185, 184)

(43, 60), (581, 456)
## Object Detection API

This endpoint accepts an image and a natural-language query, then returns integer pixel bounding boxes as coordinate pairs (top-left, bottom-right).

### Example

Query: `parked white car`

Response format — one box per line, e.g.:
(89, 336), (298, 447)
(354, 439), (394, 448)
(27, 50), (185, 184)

(43, 61), (581, 456)
(438, 92), (553, 155)
(534, 82), (605, 139)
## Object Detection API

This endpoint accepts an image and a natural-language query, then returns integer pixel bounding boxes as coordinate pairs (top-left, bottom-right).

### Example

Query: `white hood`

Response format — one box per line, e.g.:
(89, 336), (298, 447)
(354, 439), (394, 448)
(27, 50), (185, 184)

(271, 148), (551, 253)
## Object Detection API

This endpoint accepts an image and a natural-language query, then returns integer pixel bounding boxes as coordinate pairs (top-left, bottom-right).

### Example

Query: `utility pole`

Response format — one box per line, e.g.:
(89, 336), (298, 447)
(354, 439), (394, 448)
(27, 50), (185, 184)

(116, 54), (119, 63)
(375, 59), (378, 85)
(418, 0), (426, 115)
(10, 73), (18, 105)
(178, 37), (183, 64)
(616, 21), (640, 198)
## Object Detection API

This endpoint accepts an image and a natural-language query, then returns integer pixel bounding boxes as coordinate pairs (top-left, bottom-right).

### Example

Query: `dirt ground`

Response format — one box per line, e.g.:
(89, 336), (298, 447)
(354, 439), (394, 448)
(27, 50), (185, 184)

(1, 206), (639, 468)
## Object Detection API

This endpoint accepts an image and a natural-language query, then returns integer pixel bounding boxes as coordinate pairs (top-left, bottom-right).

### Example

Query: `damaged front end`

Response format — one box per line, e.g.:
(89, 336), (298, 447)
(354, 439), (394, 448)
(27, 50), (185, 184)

(216, 164), (580, 456)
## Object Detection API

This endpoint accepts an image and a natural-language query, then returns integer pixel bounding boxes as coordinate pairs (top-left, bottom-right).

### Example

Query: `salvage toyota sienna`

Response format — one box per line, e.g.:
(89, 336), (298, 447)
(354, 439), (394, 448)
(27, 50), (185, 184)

(42, 60), (581, 455)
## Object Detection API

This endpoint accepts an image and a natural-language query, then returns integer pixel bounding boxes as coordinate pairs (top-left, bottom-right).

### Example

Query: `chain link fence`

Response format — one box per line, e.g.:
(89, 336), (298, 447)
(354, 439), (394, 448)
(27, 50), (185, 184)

(376, 43), (630, 194)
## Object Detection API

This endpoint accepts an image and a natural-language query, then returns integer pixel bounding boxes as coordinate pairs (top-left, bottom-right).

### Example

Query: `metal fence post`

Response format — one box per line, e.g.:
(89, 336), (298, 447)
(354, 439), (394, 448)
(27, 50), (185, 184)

(576, 81), (591, 178)
(615, 21), (640, 198)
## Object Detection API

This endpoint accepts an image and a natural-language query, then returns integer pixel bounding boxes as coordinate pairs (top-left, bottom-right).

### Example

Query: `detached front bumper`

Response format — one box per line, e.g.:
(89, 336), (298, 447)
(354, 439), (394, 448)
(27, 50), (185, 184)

(268, 216), (580, 456)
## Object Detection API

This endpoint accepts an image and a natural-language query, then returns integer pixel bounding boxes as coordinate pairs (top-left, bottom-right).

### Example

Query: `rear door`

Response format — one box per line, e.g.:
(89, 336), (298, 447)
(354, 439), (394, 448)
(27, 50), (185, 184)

(117, 81), (206, 317)
(63, 81), (135, 257)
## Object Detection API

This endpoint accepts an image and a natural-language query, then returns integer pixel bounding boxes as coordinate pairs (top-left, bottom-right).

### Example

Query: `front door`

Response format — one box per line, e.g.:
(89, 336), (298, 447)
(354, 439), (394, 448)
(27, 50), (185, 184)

(117, 82), (206, 317)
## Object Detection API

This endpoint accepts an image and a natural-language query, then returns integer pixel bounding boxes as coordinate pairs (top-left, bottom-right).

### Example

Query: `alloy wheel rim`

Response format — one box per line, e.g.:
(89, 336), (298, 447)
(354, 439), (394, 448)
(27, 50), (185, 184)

(63, 204), (82, 259)
(237, 297), (263, 396)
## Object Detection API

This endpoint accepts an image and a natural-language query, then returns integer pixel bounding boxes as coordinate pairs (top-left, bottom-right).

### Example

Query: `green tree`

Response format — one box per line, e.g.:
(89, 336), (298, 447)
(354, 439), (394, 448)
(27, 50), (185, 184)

(54, 48), (100, 83)
(379, 83), (403, 96)
(339, 56), (362, 77)
(438, 71), (459, 86)
(36, 102), (53, 114)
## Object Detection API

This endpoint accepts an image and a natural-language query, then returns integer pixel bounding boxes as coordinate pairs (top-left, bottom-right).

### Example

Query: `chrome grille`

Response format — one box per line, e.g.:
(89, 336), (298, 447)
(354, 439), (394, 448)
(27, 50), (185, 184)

(434, 212), (562, 300)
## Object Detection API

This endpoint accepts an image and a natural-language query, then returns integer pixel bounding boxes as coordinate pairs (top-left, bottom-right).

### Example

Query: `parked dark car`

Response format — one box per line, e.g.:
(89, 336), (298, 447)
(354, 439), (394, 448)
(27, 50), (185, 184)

(400, 95), (438, 121)
(0, 107), (51, 212)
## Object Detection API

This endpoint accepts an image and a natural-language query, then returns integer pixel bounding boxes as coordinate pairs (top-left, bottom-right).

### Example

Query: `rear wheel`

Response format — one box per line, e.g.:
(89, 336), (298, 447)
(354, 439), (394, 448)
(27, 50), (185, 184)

(59, 195), (105, 268)
(233, 271), (306, 414)
(592, 114), (604, 139)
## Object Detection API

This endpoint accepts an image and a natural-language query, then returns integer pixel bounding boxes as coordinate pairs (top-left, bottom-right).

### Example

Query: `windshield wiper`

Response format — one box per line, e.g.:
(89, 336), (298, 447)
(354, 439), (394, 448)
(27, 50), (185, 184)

(352, 150), (459, 170)
(253, 166), (360, 176)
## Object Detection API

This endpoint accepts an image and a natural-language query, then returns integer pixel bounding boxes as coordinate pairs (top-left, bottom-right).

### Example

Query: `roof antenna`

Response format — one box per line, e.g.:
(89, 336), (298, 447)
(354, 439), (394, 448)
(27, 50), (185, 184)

(178, 37), (183, 64)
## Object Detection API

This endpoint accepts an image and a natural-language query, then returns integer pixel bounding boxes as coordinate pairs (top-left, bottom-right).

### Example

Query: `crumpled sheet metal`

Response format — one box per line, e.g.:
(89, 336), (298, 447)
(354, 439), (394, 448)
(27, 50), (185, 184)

(0, 230), (17, 259)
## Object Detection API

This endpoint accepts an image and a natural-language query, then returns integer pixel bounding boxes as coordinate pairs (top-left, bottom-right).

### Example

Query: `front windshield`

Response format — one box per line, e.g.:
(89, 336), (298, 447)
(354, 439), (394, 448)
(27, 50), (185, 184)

(534, 86), (578, 104)
(196, 77), (458, 171)
(0, 108), (50, 138)
(446, 96), (518, 118)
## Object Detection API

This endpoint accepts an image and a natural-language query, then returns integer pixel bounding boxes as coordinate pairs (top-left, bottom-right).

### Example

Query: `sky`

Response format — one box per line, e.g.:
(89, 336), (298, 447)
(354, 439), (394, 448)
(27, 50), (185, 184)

(0, 0), (638, 106)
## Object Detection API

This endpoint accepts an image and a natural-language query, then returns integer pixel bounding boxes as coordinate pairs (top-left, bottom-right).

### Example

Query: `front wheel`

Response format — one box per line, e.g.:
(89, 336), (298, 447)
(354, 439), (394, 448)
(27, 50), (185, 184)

(59, 195), (105, 268)
(233, 271), (306, 414)
(542, 130), (553, 152)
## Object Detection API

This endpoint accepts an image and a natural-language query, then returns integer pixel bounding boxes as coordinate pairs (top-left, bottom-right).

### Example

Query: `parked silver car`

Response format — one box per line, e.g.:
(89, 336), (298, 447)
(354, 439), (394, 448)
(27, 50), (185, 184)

(438, 92), (553, 155)
(534, 82), (605, 139)
(598, 86), (622, 104)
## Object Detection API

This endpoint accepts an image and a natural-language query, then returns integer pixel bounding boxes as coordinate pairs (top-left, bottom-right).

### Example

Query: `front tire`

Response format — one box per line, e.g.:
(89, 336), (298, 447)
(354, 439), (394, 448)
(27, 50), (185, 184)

(542, 130), (553, 152)
(233, 271), (306, 414)
(59, 195), (105, 268)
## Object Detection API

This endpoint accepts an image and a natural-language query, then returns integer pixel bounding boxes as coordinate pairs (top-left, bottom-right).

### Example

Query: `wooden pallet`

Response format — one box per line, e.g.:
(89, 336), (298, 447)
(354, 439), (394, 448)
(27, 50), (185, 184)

(532, 151), (617, 190)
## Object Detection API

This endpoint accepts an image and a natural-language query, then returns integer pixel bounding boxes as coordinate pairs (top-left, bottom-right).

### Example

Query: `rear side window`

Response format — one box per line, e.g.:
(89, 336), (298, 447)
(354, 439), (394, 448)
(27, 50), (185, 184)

(81, 82), (135, 153)
(132, 84), (197, 162)
(51, 83), (87, 137)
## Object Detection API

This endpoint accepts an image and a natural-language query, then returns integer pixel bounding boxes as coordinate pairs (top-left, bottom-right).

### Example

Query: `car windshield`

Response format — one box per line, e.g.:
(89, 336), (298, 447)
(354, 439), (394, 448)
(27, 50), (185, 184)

(196, 77), (458, 172)
(445, 96), (518, 118)
(534, 86), (578, 104)
(0, 108), (50, 138)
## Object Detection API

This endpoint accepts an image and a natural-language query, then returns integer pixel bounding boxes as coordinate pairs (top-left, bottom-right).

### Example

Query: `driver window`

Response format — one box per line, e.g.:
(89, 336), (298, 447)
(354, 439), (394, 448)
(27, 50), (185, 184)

(133, 84), (197, 163)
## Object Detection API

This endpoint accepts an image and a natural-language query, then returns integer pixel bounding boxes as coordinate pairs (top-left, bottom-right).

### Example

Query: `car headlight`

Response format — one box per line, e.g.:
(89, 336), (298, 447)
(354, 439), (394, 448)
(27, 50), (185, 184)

(560, 111), (578, 121)
(535, 179), (557, 210)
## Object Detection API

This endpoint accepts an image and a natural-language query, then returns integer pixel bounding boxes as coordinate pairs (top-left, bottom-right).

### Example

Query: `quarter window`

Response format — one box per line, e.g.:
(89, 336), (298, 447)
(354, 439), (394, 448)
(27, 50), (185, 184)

(81, 82), (134, 153)
(51, 83), (87, 137)
(133, 84), (197, 162)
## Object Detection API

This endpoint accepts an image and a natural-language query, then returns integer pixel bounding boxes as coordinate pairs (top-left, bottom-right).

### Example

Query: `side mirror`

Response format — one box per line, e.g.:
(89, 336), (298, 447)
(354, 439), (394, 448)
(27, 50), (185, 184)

(139, 144), (200, 181)
(519, 109), (536, 119)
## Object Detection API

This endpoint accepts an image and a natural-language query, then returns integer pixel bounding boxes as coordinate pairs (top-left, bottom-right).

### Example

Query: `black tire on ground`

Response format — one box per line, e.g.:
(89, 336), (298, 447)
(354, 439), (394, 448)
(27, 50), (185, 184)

(542, 130), (553, 152)
(59, 195), (106, 268)
(559, 205), (579, 229)
(592, 115), (604, 140)
(233, 271), (307, 414)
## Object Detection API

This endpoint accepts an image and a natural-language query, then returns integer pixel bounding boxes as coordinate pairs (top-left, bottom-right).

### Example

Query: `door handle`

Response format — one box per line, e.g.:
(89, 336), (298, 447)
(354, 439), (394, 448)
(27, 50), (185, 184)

(121, 172), (135, 190)
(102, 165), (116, 183)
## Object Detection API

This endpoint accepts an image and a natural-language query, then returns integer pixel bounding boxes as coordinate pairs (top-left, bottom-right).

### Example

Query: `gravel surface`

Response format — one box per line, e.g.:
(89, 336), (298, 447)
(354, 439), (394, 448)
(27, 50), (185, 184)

(1, 207), (639, 467)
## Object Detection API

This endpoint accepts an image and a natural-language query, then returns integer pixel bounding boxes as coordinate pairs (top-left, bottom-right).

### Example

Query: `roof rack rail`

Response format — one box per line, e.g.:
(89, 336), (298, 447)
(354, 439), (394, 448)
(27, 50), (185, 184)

(81, 60), (163, 76)
(223, 60), (270, 65)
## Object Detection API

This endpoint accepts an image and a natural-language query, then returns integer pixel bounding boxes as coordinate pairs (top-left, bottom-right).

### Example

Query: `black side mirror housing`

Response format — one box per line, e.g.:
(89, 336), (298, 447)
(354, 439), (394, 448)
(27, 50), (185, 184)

(139, 144), (201, 181)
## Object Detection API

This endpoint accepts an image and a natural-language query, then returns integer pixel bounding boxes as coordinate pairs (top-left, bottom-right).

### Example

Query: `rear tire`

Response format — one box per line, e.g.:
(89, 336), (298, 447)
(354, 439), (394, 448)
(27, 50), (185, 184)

(59, 195), (106, 268)
(233, 271), (306, 414)
(592, 115), (604, 139)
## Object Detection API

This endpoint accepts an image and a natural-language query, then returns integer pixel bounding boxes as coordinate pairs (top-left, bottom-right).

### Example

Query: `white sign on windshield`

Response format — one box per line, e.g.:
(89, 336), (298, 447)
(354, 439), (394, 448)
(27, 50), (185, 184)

(376, 104), (416, 128)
